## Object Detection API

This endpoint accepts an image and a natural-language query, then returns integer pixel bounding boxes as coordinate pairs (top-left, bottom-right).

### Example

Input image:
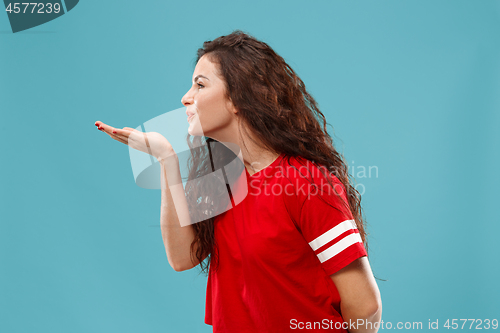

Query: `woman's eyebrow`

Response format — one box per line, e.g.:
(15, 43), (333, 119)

(193, 74), (210, 82)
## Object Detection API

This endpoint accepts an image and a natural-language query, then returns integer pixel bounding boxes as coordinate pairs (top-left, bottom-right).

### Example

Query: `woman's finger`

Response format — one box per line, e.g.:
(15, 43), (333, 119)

(98, 124), (129, 142)
(111, 127), (134, 139)
(122, 127), (141, 132)
(104, 131), (128, 145)
(98, 123), (122, 137)
(96, 122), (114, 133)
(95, 122), (135, 137)
(95, 122), (149, 149)
(96, 123), (134, 141)
(95, 120), (108, 128)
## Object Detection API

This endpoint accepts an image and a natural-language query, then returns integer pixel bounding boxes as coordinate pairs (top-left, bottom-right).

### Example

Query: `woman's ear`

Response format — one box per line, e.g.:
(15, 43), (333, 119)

(226, 100), (239, 115)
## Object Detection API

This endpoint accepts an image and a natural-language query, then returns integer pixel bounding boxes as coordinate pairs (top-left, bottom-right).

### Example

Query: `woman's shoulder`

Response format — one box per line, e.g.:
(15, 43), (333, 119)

(276, 154), (351, 223)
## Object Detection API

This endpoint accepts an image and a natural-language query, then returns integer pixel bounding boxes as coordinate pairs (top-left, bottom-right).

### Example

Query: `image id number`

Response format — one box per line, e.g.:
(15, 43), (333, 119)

(444, 319), (498, 330)
(6, 3), (61, 14)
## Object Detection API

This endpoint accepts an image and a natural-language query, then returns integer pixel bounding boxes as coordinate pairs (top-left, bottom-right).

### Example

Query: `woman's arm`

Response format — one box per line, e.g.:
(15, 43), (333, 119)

(330, 257), (382, 333)
(159, 155), (207, 272)
(93, 121), (205, 271)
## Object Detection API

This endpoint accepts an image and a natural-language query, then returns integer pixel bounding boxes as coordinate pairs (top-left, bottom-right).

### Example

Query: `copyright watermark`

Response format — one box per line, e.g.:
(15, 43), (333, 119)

(247, 161), (378, 197)
(290, 319), (417, 330)
(289, 318), (499, 330)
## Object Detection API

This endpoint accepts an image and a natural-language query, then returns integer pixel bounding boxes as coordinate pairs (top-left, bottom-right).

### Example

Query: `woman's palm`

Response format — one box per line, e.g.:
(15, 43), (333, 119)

(95, 121), (175, 161)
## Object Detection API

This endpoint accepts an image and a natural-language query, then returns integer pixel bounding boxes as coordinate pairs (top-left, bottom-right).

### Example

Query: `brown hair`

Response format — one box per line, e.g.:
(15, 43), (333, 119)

(184, 30), (369, 277)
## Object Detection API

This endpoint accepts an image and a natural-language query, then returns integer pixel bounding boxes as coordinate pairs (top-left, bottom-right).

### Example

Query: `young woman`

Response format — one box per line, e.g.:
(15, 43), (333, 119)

(95, 30), (382, 333)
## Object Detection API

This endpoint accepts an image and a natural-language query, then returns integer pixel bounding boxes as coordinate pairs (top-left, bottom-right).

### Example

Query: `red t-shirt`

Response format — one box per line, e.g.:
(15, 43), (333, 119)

(204, 153), (367, 332)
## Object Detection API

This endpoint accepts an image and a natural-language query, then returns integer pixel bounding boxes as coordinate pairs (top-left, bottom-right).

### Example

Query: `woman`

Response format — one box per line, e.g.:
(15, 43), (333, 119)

(95, 30), (382, 333)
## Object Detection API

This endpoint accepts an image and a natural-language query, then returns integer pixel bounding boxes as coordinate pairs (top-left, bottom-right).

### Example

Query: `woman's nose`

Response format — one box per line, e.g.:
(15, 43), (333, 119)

(181, 91), (194, 106)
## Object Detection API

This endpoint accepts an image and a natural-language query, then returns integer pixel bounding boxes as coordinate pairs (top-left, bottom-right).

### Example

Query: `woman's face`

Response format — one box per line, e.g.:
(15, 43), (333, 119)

(181, 55), (237, 138)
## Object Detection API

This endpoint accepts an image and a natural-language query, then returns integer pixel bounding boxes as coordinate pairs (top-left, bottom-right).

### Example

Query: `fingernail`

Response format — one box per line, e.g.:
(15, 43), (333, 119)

(112, 130), (116, 134)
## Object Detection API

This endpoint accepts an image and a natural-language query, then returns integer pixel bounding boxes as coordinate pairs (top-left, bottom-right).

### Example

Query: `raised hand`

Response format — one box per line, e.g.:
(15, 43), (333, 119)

(95, 121), (176, 161)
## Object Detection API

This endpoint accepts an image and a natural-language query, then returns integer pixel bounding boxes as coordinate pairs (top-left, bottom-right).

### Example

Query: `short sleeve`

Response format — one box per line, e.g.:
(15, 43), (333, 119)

(282, 161), (367, 276)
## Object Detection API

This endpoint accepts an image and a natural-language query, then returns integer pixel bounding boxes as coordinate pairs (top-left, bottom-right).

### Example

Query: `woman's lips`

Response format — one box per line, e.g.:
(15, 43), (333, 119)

(186, 108), (196, 122)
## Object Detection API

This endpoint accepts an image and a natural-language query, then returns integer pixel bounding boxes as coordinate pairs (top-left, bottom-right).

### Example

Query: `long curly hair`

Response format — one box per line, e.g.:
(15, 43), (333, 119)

(184, 30), (369, 277)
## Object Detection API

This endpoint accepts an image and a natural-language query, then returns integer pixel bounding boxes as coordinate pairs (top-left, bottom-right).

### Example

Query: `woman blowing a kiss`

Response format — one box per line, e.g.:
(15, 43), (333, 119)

(95, 30), (382, 333)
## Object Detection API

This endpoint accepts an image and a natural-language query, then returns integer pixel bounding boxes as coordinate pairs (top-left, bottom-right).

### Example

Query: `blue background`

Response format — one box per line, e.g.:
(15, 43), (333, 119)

(1, 1), (499, 332)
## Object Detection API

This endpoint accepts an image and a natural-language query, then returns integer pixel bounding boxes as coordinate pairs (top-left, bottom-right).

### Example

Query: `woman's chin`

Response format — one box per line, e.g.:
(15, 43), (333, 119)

(188, 121), (205, 137)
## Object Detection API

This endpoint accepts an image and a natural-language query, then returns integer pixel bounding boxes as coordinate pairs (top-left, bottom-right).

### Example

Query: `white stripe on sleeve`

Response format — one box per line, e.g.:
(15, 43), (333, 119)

(316, 232), (363, 263)
(308, 219), (358, 251)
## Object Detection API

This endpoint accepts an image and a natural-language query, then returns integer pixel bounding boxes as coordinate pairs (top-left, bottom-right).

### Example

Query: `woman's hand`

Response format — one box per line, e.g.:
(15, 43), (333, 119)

(95, 121), (176, 162)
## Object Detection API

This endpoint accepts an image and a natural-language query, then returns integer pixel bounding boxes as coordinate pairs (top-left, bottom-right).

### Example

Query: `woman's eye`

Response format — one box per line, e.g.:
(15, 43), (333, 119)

(197, 83), (204, 89)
